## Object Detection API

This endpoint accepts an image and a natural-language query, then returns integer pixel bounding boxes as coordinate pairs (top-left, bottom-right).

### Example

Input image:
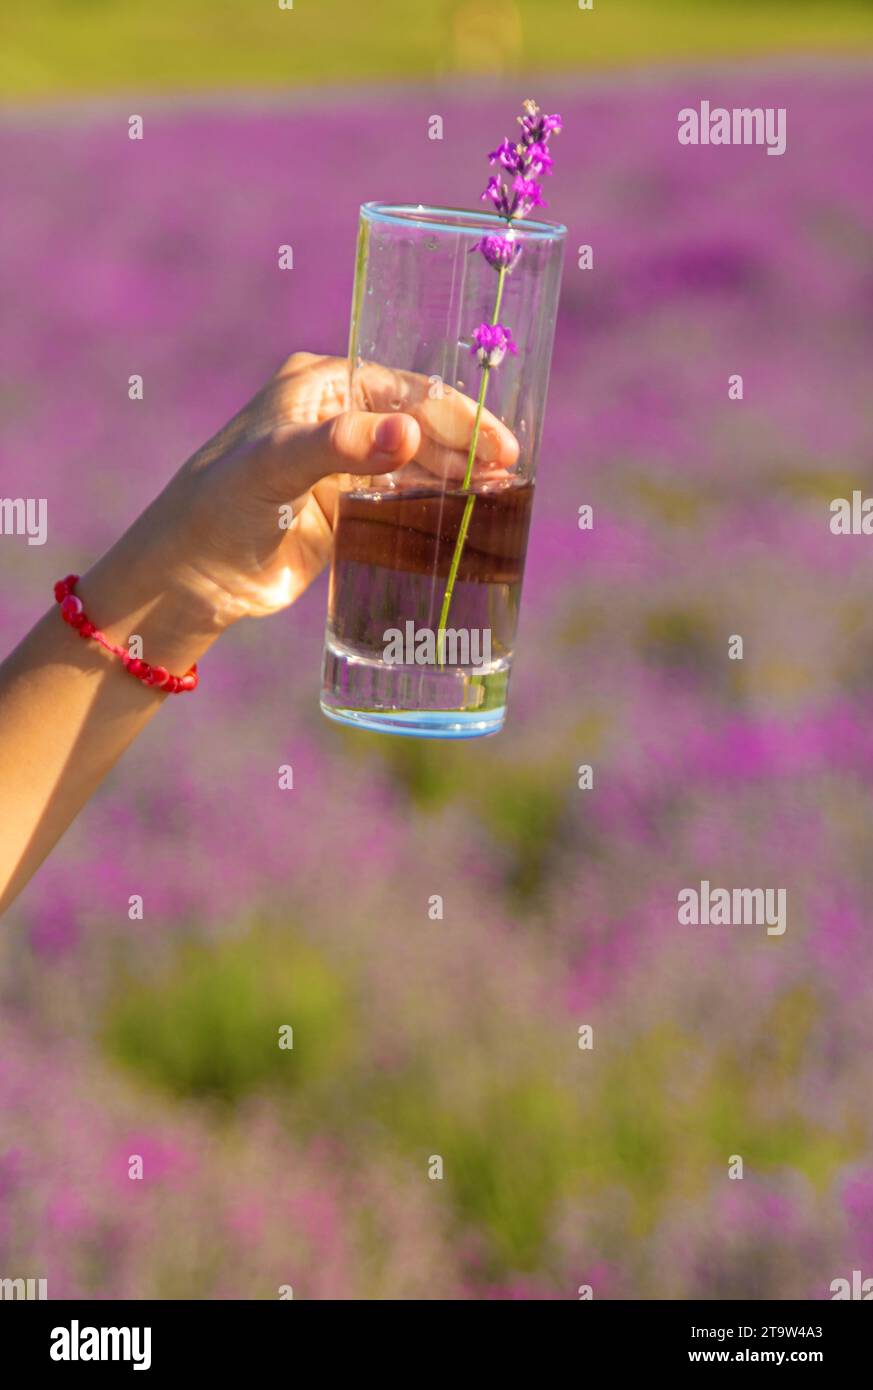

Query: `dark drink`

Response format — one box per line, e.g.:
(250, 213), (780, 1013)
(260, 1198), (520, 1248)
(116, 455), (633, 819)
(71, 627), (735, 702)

(321, 480), (535, 737)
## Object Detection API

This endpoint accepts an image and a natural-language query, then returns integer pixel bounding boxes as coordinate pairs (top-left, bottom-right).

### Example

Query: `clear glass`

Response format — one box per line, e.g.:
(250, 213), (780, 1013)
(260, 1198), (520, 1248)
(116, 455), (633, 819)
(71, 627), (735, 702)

(320, 201), (566, 738)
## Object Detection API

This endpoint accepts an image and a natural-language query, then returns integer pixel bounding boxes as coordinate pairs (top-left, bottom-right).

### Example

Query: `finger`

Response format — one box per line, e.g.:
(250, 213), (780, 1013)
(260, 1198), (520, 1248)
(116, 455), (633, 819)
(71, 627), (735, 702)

(356, 364), (519, 469)
(272, 356), (520, 474)
(326, 411), (421, 472)
(267, 410), (421, 496)
(414, 392), (519, 467)
(273, 350), (324, 381)
(413, 434), (516, 483)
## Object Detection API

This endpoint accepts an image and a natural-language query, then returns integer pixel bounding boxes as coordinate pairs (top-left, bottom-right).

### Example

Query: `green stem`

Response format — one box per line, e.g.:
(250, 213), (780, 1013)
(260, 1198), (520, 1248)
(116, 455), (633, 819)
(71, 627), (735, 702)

(491, 262), (508, 331)
(437, 261), (508, 663)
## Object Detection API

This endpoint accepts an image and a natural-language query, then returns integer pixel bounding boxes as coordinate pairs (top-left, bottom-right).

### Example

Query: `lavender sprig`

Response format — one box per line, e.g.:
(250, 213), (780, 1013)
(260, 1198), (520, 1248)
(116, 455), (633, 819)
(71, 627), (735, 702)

(437, 101), (561, 661)
(473, 233), (521, 272)
(482, 100), (562, 221)
(471, 322), (518, 368)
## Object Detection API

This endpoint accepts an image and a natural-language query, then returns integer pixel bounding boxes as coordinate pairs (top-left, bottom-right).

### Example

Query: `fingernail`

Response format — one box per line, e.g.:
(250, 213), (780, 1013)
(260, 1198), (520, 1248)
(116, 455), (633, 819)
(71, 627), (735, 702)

(374, 415), (405, 454)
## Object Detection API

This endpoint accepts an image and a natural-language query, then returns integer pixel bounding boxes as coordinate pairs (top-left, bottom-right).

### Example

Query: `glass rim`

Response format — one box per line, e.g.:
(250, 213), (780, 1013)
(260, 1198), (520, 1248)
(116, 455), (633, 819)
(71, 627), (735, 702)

(361, 200), (567, 241)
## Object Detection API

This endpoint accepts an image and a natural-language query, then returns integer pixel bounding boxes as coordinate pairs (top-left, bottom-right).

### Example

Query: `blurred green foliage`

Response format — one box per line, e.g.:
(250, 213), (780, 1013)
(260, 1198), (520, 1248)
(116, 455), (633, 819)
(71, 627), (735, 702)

(104, 927), (858, 1273)
(104, 928), (354, 1102)
(641, 603), (720, 675)
(2, 0), (872, 100)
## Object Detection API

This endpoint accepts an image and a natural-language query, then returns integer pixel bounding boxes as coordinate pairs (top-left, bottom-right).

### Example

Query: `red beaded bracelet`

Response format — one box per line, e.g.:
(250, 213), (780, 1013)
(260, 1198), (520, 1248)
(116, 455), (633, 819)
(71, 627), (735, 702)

(54, 575), (198, 694)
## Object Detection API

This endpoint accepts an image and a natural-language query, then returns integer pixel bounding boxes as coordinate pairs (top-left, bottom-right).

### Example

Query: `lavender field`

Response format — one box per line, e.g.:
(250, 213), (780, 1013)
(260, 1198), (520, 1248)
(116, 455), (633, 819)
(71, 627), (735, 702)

(2, 71), (873, 1298)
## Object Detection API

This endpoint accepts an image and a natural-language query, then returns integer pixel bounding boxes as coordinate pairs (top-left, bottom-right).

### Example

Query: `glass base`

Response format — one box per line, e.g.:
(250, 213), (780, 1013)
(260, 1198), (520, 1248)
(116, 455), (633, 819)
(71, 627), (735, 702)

(320, 703), (505, 739)
(320, 641), (509, 740)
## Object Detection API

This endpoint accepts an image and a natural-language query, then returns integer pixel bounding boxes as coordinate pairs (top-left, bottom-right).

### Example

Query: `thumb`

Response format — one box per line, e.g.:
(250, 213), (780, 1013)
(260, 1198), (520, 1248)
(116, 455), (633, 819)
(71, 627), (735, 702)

(275, 411), (421, 494)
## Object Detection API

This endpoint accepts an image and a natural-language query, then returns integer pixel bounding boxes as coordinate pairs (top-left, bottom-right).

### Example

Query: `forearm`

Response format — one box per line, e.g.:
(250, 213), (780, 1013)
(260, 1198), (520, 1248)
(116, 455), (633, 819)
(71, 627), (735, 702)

(0, 498), (222, 914)
(0, 353), (426, 914)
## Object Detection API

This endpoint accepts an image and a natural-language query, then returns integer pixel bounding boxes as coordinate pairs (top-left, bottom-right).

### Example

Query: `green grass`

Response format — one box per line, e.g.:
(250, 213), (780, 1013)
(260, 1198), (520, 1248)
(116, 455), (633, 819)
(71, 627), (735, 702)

(2, 0), (872, 101)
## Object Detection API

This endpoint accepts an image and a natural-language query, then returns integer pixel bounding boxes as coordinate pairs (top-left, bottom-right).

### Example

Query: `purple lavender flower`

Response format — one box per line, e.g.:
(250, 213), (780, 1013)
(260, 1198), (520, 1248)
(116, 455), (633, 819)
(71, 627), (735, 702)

(524, 141), (553, 177)
(512, 176), (547, 216)
(471, 322), (518, 369)
(519, 102), (563, 142)
(489, 138), (524, 175)
(479, 98), (562, 230)
(473, 233), (521, 271)
(482, 174), (513, 218)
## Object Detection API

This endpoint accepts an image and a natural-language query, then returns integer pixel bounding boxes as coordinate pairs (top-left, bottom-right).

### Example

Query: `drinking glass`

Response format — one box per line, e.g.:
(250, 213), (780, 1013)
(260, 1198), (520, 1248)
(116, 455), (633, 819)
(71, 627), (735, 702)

(321, 201), (565, 738)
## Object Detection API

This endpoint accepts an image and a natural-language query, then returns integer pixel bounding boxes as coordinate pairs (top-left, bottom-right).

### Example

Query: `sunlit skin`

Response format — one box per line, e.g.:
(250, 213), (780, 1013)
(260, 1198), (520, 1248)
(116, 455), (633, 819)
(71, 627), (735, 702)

(0, 352), (518, 913)
(175, 352), (518, 619)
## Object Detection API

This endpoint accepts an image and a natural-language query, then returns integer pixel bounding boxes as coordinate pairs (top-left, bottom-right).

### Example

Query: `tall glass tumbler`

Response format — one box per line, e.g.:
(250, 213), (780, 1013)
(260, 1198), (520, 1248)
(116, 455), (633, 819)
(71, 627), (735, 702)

(321, 202), (565, 739)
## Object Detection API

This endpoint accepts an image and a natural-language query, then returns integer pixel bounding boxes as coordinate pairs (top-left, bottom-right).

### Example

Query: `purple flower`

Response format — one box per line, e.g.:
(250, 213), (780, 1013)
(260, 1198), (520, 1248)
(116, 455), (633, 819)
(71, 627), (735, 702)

(478, 98), (562, 235)
(512, 176), (547, 216)
(482, 175), (513, 218)
(473, 234), (521, 271)
(489, 138), (524, 174)
(524, 141), (553, 177)
(471, 322), (518, 369)
(518, 102), (563, 142)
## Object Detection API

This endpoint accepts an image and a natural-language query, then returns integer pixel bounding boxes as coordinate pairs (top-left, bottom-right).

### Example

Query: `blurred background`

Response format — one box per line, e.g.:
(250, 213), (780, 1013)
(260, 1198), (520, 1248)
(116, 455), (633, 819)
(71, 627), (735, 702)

(2, 1), (873, 1299)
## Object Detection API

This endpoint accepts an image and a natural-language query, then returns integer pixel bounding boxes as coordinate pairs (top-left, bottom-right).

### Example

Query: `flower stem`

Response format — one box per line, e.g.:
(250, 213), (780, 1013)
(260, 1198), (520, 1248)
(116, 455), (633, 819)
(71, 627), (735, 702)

(491, 261), (508, 329)
(437, 262), (508, 663)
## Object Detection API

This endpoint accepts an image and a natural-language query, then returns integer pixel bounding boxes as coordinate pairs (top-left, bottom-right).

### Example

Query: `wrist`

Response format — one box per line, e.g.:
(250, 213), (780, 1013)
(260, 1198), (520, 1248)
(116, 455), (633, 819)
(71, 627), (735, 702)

(77, 500), (228, 679)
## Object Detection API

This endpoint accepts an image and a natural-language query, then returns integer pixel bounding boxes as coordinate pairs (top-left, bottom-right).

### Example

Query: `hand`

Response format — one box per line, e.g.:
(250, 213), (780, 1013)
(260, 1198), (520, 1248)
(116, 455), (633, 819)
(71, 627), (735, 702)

(139, 351), (520, 628)
(0, 351), (519, 911)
